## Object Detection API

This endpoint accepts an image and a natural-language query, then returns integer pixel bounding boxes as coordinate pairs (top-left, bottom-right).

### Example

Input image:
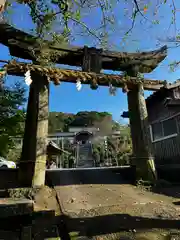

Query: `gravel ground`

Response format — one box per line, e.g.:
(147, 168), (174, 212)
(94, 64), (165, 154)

(48, 168), (180, 238)
(55, 183), (180, 219)
(55, 184), (180, 238)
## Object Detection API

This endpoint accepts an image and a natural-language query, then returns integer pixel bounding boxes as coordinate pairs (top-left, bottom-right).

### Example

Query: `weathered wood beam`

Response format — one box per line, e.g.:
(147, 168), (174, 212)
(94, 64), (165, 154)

(0, 23), (167, 72)
(166, 99), (180, 106)
(4, 61), (166, 91)
(18, 72), (49, 187)
(127, 84), (157, 181)
(82, 46), (103, 73)
(166, 80), (180, 89)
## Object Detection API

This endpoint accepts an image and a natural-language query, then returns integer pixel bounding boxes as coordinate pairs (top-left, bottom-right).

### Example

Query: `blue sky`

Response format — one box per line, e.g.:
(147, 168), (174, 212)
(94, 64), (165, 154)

(2, 0), (180, 123)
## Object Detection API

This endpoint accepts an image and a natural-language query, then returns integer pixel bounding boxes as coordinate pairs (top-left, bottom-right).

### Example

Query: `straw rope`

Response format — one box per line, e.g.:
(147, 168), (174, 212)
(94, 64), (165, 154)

(3, 60), (165, 88)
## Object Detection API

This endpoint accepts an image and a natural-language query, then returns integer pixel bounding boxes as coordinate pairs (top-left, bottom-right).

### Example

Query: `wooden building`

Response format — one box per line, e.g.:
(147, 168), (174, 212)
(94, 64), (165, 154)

(122, 84), (180, 166)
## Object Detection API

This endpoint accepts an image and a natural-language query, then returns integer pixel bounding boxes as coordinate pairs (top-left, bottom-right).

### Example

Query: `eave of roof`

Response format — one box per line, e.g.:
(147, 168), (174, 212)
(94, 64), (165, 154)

(146, 80), (180, 106)
(121, 81), (180, 118)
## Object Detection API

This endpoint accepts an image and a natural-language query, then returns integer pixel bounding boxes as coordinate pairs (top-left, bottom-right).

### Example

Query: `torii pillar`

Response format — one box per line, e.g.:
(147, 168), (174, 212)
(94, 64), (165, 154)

(18, 72), (49, 187)
(126, 71), (157, 182)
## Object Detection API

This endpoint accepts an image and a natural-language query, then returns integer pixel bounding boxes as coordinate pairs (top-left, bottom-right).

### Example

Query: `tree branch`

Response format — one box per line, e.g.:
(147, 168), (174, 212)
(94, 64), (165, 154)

(125, 0), (154, 36)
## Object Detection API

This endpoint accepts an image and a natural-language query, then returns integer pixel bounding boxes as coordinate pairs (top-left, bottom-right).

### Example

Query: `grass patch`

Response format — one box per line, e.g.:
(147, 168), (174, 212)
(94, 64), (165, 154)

(69, 231), (80, 239)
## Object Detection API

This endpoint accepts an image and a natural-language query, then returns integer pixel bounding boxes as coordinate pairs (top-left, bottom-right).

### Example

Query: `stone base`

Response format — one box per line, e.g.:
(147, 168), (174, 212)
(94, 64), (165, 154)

(0, 198), (33, 218)
(134, 157), (157, 182)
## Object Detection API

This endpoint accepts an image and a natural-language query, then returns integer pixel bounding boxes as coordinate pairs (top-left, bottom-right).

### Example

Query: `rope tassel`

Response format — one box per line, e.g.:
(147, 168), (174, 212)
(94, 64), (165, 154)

(109, 84), (117, 96)
(76, 79), (82, 91)
(24, 70), (32, 86)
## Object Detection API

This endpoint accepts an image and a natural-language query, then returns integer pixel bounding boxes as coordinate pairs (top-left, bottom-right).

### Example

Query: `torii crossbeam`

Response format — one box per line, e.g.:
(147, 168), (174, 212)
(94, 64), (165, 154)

(0, 22), (167, 73)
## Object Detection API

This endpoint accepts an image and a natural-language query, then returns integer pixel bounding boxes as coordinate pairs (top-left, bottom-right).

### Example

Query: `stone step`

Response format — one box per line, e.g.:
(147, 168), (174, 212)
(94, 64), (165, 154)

(0, 230), (19, 240)
(0, 189), (9, 198)
(0, 198), (34, 218)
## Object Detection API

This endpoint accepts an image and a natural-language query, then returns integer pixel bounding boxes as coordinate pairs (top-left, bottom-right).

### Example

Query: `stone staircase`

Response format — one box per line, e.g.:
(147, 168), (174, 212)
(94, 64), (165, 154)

(76, 143), (94, 168)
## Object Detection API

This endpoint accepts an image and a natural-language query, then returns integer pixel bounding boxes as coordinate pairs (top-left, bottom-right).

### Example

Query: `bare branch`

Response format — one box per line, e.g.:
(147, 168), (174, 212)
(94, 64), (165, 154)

(125, 0), (153, 36)
(125, 10), (137, 36)
(171, 0), (177, 33)
(69, 17), (102, 42)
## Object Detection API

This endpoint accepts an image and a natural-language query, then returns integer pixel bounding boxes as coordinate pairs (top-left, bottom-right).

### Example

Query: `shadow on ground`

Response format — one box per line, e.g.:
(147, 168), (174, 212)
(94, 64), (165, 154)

(173, 201), (180, 206)
(0, 210), (70, 240)
(63, 213), (180, 237)
(0, 211), (180, 239)
(151, 186), (180, 199)
(46, 167), (135, 186)
(0, 167), (135, 190)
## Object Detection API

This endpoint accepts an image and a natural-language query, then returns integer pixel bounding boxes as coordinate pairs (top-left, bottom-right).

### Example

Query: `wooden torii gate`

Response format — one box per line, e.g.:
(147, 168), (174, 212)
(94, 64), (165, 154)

(0, 23), (168, 187)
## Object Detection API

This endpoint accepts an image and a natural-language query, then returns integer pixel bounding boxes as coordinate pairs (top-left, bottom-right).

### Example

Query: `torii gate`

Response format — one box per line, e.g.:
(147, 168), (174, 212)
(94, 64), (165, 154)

(0, 23), (168, 187)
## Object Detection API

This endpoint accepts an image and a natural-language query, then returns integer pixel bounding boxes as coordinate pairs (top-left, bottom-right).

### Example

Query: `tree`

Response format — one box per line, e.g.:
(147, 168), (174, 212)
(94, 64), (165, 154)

(48, 111), (113, 133)
(92, 146), (101, 166)
(3, 0), (178, 54)
(68, 154), (75, 168)
(0, 76), (26, 157)
(91, 121), (132, 167)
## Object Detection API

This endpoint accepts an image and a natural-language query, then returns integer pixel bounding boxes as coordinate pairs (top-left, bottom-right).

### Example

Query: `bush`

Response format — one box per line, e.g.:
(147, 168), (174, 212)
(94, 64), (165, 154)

(5, 147), (21, 163)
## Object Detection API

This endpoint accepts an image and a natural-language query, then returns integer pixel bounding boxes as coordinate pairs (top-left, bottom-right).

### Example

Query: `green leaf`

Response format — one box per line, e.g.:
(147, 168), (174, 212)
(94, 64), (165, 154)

(51, 0), (59, 4)
(152, 20), (160, 24)
(75, 10), (81, 21)
(0, 81), (26, 156)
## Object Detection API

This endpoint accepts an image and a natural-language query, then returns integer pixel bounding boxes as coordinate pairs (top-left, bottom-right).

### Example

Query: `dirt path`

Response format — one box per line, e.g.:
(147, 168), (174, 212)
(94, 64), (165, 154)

(55, 183), (180, 239)
(53, 168), (180, 218)
(50, 168), (180, 238)
(55, 183), (180, 219)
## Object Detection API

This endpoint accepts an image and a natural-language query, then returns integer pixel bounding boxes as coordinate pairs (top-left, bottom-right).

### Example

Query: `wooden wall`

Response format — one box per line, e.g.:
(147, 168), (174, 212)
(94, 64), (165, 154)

(148, 101), (180, 124)
(153, 134), (180, 165)
(147, 89), (180, 165)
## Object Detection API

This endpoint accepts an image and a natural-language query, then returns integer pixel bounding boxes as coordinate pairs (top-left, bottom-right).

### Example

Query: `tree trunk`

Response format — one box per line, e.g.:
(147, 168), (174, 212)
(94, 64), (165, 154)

(18, 72), (49, 187)
(127, 83), (157, 181)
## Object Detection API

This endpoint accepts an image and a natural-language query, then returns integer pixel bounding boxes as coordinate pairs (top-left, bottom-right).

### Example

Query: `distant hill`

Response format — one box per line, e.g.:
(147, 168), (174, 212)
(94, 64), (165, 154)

(48, 111), (120, 133)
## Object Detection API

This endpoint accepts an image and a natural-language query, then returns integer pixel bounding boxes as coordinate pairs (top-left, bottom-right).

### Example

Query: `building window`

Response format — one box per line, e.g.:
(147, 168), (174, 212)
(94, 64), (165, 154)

(151, 122), (163, 141)
(151, 117), (178, 142)
(163, 118), (177, 137)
